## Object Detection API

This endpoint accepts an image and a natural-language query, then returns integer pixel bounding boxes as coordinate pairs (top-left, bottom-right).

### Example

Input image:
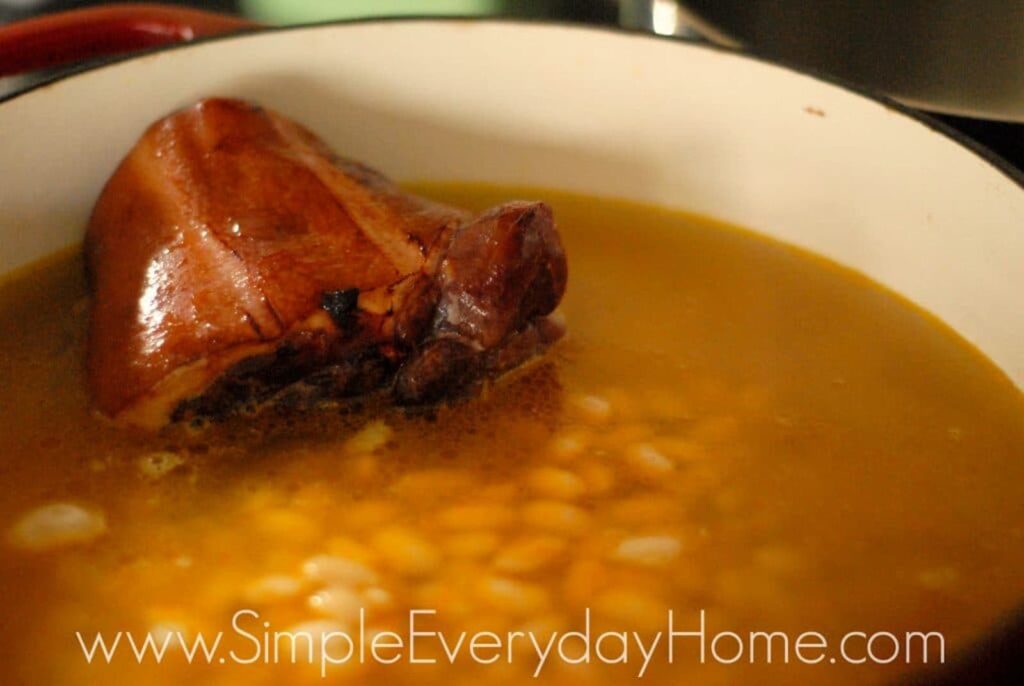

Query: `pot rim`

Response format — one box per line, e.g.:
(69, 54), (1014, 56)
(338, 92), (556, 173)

(2, 14), (1022, 195)
(0, 13), (1021, 685)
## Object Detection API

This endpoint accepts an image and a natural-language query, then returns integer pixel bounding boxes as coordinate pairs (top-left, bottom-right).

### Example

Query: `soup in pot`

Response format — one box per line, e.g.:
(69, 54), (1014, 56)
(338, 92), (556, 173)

(0, 185), (1022, 685)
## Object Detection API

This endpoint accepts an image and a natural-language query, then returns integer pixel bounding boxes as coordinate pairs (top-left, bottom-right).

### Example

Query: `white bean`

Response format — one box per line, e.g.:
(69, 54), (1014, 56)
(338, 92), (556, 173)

(9, 502), (106, 551)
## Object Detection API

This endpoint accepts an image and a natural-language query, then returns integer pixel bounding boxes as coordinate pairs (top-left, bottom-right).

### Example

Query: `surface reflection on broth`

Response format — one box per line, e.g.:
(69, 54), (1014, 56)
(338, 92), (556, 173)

(0, 185), (1022, 685)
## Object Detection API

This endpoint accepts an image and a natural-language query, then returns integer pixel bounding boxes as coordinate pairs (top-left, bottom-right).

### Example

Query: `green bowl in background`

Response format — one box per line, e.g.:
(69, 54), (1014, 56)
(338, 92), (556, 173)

(240, 0), (514, 24)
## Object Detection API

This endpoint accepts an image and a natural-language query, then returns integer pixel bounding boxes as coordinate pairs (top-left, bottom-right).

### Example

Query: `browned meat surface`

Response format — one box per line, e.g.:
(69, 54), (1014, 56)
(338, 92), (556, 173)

(85, 98), (567, 428)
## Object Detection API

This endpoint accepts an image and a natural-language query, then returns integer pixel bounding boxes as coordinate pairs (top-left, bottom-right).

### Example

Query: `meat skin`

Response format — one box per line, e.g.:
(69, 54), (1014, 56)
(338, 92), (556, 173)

(85, 98), (567, 428)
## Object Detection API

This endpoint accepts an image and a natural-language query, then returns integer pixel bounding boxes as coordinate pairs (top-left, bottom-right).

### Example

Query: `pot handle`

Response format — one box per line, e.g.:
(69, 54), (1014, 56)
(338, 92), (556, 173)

(0, 3), (258, 78)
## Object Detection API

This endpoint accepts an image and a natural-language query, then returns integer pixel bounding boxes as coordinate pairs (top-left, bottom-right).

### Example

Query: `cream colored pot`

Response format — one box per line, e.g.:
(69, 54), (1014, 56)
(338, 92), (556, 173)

(0, 18), (1021, 681)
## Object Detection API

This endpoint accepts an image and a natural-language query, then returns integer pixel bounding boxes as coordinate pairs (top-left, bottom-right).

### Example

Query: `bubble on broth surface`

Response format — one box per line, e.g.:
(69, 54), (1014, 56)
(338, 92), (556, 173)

(137, 450), (185, 480)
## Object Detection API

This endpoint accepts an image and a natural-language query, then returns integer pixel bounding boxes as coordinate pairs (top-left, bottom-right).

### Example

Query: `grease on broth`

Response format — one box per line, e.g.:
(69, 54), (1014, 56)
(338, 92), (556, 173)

(0, 186), (1022, 685)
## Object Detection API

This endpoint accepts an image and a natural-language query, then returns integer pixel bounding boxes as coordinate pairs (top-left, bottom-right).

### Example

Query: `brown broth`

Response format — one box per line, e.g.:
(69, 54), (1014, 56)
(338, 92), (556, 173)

(0, 185), (1022, 685)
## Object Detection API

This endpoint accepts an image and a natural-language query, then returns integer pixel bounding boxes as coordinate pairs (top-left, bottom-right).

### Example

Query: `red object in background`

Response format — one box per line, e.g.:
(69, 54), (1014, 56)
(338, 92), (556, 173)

(0, 3), (257, 78)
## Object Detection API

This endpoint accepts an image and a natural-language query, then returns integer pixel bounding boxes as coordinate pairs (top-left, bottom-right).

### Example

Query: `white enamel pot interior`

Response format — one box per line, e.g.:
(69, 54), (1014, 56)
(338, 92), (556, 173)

(0, 20), (1020, 382)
